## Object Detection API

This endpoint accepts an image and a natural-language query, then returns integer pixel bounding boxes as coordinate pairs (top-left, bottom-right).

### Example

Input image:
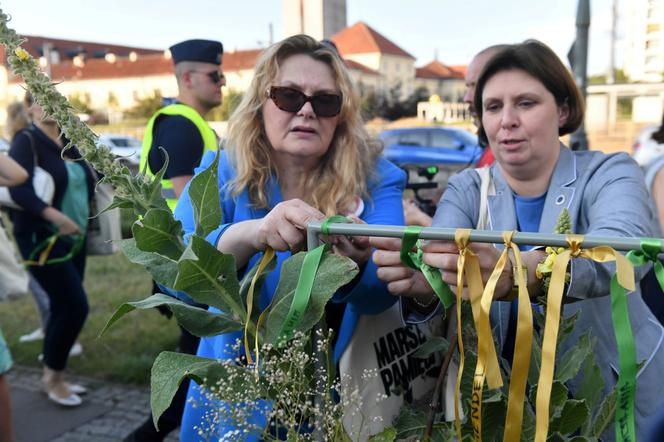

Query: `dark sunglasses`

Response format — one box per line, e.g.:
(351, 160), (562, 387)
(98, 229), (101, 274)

(268, 86), (342, 117)
(190, 70), (225, 84)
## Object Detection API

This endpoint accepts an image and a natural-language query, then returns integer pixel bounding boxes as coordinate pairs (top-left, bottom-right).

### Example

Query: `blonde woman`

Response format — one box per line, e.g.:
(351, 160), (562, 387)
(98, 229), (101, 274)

(173, 34), (406, 440)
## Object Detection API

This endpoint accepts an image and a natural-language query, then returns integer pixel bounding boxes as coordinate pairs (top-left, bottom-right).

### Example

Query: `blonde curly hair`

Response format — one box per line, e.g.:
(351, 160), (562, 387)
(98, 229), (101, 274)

(226, 34), (381, 215)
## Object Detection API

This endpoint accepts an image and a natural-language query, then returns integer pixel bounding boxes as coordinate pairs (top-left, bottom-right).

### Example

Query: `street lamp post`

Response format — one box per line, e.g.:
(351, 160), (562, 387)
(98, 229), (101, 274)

(570, 0), (590, 151)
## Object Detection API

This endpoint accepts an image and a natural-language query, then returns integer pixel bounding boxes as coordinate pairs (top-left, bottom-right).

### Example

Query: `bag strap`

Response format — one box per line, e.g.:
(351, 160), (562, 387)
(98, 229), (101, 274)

(476, 166), (495, 230)
(23, 129), (38, 173)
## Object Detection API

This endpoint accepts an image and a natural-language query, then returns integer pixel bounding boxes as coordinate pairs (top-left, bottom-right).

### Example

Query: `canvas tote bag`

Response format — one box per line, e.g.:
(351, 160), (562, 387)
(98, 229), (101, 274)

(85, 166), (121, 255)
(0, 223), (29, 300)
(339, 302), (444, 439)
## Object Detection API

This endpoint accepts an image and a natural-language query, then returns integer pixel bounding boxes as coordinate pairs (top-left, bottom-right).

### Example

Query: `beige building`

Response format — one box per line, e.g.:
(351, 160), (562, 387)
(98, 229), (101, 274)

(625, 0), (664, 82)
(283, 0), (347, 40)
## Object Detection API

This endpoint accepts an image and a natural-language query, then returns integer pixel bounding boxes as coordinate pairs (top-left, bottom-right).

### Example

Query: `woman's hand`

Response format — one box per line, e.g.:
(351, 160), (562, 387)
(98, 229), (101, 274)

(370, 236), (434, 300)
(253, 199), (325, 252)
(41, 207), (81, 236)
(328, 216), (371, 266)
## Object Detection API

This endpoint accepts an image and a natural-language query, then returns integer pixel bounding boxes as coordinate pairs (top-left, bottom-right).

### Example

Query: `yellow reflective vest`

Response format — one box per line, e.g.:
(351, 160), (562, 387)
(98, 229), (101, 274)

(140, 104), (217, 210)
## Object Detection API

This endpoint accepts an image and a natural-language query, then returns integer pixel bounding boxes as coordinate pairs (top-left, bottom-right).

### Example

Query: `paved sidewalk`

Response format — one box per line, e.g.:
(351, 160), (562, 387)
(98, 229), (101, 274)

(8, 364), (178, 442)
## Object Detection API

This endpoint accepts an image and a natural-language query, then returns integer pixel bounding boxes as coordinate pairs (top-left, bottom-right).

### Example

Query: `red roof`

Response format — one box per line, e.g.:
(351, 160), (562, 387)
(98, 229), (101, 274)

(449, 64), (467, 77)
(331, 22), (415, 59)
(416, 60), (464, 80)
(344, 59), (379, 75)
(16, 35), (161, 62)
(7, 49), (264, 83)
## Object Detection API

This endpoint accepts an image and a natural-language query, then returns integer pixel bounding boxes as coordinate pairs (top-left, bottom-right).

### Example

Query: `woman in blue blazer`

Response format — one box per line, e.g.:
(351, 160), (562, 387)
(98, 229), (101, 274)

(174, 35), (405, 441)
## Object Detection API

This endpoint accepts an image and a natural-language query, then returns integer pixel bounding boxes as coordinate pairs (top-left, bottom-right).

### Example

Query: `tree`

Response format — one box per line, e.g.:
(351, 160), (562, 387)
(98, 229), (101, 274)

(125, 89), (163, 120)
(209, 89), (243, 121)
(68, 92), (92, 114)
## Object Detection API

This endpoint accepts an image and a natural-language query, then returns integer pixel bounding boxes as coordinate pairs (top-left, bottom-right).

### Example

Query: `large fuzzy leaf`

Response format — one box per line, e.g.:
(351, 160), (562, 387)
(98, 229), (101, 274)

(577, 346), (604, 435)
(591, 387), (617, 438)
(262, 252), (358, 346)
(117, 238), (178, 288)
(551, 399), (589, 435)
(239, 251), (277, 325)
(413, 336), (449, 359)
(150, 351), (263, 430)
(187, 151), (221, 238)
(132, 208), (185, 260)
(99, 293), (242, 338)
(367, 427), (396, 442)
(556, 333), (593, 384)
(174, 235), (244, 320)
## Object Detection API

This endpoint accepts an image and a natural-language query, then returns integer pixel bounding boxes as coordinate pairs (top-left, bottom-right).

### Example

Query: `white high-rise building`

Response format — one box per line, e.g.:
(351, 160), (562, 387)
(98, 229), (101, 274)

(283, 0), (347, 40)
(625, 0), (664, 82)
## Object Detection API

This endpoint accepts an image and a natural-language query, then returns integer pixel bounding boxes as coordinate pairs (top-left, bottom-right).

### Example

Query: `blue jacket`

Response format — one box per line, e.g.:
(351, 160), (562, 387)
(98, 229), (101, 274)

(174, 150), (406, 441)
(432, 145), (664, 441)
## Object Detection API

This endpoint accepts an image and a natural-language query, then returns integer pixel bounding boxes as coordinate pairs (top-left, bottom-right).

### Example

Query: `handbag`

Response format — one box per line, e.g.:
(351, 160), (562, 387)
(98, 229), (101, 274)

(0, 222), (29, 301)
(339, 302), (444, 439)
(85, 166), (121, 255)
(0, 131), (55, 210)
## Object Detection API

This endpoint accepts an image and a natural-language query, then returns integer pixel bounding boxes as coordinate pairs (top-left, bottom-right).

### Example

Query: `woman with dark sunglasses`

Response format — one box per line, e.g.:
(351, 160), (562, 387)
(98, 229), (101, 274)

(173, 34), (407, 440)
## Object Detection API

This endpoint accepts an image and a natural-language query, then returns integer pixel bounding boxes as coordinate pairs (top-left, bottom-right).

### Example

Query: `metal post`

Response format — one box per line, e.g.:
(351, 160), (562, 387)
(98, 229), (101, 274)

(306, 222), (664, 253)
(570, 0), (590, 151)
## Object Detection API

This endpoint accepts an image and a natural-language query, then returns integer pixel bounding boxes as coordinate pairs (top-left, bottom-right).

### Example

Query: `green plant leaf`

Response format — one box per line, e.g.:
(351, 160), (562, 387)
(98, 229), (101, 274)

(106, 195), (135, 211)
(591, 386), (617, 438)
(99, 293), (242, 338)
(262, 252), (358, 346)
(368, 426), (397, 442)
(187, 150), (221, 238)
(117, 238), (178, 288)
(393, 406), (427, 439)
(174, 235), (245, 320)
(413, 336), (449, 359)
(576, 341), (603, 434)
(556, 333), (593, 384)
(150, 351), (261, 430)
(551, 399), (589, 435)
(141, 147), (172, 213)
(529, 381), (570, 419)
(521, 399), (536, 442)
(546, 432), (566, 442)
(132, 208), (185, 260)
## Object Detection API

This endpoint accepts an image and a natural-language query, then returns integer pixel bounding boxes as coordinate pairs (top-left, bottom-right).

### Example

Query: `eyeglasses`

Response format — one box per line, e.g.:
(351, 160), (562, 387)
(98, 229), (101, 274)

(189, 70), (225, 84)
(268, 86), (342, 118)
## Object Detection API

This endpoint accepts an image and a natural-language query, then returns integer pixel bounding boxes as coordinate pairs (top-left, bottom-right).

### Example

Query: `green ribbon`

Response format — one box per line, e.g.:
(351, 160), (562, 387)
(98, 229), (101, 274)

(400, 226), (455, 311)
(611, 238), (664, 442)
(26, 233), (84, 266)
(277, 215), (350, 345)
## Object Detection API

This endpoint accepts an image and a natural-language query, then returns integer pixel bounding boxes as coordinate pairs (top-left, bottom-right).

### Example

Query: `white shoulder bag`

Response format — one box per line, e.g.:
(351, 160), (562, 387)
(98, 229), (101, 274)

(0, 131), (55, 210)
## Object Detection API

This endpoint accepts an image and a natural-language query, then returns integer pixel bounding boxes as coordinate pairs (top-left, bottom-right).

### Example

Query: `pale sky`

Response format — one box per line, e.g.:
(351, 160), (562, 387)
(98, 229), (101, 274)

(0, 0), (622, 75)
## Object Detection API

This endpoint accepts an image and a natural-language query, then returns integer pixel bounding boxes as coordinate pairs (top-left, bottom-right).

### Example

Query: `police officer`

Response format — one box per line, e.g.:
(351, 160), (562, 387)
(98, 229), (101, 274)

(126, 38), (224, 442)
(139, 38), (224, 209)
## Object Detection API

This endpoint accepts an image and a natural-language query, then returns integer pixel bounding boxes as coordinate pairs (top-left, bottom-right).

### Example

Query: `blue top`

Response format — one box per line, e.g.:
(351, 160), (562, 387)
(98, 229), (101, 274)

(174, 149), (406, 441)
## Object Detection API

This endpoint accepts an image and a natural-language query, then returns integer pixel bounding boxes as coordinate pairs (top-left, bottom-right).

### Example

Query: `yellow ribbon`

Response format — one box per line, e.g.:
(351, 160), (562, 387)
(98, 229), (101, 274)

(244, 247), (276, 366)
(534, 235), (634, 441)
(455, 229), (503, 441)
(502, 237), (533, 442)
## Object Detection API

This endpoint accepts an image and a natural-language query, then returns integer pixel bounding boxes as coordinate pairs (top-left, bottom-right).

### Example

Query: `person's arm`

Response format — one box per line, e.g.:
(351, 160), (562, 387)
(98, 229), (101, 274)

(566, 153), (654, 301)
(0, 154), (28, 187)
(171, 175), (193, 199)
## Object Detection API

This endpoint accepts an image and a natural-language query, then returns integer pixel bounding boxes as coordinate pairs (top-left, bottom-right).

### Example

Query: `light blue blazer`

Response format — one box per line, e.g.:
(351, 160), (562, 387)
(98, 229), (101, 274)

(432, 145), (664, 440)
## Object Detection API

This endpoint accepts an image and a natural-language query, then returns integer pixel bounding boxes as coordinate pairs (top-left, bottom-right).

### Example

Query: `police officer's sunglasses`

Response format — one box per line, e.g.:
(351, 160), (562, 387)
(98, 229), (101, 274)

(190, 70), (225, 84)
(267, 86), (342, 118)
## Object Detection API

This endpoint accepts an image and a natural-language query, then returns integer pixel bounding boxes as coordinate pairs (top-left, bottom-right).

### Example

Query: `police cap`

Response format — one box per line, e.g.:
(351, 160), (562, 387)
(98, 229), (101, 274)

(169, 39), (223, 65)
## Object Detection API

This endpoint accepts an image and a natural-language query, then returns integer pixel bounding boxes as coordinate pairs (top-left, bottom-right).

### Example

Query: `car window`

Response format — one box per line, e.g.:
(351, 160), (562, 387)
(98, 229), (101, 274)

(398, 132), (428, 146)
(109, 137), (141, 148)
(430, 131), (459, 149)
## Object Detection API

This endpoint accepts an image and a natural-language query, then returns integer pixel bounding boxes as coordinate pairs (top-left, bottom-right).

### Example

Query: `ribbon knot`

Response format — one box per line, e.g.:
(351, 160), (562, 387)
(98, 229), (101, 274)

(567, 234), (584, 257)
(455, 228), (471, 254)
(502, 230), (515, 249)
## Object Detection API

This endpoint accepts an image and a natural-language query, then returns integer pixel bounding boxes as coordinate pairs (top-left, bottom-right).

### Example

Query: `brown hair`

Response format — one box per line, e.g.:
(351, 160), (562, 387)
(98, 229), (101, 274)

(473, 40), (584, 146)
(226, 34), (381, 215)
(5, 101), (30, 139)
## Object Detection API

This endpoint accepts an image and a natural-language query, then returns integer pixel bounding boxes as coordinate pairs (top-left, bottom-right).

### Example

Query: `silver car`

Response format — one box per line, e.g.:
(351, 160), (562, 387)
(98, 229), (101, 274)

(98, 134), (142, 168)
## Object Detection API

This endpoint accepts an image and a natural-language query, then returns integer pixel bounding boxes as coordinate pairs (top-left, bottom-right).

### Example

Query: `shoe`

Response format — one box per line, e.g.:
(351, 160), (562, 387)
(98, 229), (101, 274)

(69, 342), (83, 357)
(66, 382), (88, 395)
(19, 327), (44, 343)
(42, 367), (83, 407)
(47, 390), (82, 407)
